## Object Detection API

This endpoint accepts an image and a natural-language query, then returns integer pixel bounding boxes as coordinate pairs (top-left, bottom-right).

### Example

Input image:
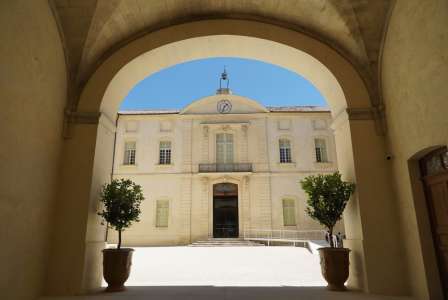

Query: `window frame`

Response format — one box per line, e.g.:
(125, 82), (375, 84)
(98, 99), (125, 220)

(123, 140), (137, 165)
(159, 140), (172, 165)
(282, 198), (297, 226)
(279, 138), (292, 163)
(155, 199), (170, 228)
(314, 138), (328, 163)
(215, 132), (234, 164)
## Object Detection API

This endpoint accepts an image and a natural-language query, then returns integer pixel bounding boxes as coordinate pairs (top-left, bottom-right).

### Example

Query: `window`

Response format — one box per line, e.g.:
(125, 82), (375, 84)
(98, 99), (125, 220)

(278, 119), (291, 130)
(282, 199), (296, 226)
(159, 141), (171, 164)
(160, 121), (172, 132)
(315, 138), (328, 162)
(216, 133), (234, 163)
(312, 119), (327, 130)
(123, 141), (136, 165)
(156, 200), (169, 227)
(279, 139), (292, 163)
(125, 121), (138, 132)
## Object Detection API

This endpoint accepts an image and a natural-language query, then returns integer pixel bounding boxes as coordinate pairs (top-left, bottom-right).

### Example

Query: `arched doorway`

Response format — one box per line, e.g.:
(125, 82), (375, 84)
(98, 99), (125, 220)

(47, 19), (406, 296)
(419, 147), (448, 296)
(213, 183), (239, 238)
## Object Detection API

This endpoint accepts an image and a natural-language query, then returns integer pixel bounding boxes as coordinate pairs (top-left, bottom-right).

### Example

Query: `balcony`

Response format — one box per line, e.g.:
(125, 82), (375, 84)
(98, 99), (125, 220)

(198, 163), (253, 173)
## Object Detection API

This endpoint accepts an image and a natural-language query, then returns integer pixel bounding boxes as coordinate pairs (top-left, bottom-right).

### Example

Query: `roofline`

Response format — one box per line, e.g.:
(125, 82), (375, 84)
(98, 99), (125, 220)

(118, 106), (330, 115)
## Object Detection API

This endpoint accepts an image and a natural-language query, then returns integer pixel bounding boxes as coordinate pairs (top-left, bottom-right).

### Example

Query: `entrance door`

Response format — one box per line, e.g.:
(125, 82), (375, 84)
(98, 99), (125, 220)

(420, 147), (448, 297)
(213, 183), (238, 238)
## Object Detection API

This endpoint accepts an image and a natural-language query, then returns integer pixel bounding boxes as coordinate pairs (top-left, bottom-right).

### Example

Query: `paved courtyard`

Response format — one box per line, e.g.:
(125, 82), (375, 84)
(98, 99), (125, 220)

(42, 246), (411, 300)
(119, 246), (325, 287)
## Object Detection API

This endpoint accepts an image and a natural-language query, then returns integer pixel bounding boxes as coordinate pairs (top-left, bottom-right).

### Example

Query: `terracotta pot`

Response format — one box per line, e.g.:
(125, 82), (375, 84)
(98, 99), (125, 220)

(317, 247), (350, 291)
(102, 248), (134, 292)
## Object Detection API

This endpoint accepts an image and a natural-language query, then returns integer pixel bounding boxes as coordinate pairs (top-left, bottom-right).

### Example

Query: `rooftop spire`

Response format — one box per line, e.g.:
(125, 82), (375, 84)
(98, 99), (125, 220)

(216, 67), (232, 95)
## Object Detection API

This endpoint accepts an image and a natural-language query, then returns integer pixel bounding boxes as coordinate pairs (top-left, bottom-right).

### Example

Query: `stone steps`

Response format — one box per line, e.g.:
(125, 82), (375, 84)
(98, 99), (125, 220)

(189, 238), (265, 247)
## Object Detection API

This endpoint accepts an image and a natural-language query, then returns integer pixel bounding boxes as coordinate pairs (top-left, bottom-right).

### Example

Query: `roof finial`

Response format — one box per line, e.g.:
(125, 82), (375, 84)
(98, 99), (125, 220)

(217, 66), (231, 94)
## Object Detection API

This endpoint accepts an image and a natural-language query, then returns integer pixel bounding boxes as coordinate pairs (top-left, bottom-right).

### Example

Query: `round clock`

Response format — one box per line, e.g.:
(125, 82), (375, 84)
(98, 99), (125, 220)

(217, 99), (232, 114)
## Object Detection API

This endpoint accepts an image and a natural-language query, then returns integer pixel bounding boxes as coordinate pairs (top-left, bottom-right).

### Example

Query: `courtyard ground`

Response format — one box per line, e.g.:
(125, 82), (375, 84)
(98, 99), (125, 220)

(120, 246), (325, 287)
(41, 246), (412, 300)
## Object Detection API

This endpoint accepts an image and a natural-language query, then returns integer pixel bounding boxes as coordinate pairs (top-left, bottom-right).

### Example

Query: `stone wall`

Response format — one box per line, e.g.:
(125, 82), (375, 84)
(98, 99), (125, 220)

(0, 1), (66, 299)
(382, 0), (448, 299)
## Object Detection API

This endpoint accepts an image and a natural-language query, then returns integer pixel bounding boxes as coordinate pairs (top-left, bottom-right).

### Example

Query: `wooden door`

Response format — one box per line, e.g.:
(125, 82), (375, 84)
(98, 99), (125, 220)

(421, 148), (448, 297)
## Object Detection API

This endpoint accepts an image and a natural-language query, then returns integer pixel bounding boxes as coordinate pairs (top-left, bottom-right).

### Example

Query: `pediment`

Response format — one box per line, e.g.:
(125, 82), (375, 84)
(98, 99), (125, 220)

(180, 94), (268, 115)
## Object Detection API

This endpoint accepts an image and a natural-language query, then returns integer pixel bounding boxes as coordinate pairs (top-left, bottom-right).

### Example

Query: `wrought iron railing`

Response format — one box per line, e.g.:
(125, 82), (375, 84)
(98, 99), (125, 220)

(243, 229), (326, 242)
(199, 163), (252, 173)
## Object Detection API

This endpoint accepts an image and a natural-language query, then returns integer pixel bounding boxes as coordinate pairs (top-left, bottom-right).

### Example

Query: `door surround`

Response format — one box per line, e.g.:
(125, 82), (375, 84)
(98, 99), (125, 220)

(208, 177), (243, 238)
(213, 182), (239, 238)
(419, 147), (448, 298)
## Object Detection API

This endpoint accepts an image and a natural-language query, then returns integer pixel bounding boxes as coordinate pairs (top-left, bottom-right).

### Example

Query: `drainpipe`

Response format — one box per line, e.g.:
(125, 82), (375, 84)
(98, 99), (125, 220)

(105, 113), (120, 242)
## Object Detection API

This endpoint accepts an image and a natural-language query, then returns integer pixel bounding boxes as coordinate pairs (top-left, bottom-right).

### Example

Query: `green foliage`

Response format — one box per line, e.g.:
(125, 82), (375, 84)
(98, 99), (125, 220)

(98, 179), (144, 248)
(300, 172), (355, 247)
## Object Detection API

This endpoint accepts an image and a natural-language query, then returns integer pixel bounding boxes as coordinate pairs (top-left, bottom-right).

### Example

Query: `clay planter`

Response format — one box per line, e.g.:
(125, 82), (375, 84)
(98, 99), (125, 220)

(102, 248), (134, 292)
(317, 247), (350, 291)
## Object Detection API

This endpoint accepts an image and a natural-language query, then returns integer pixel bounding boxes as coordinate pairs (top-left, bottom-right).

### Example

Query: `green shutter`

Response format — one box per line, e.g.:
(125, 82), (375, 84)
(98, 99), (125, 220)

(156, 200), (169, 227)
(282, 199), (296, 226)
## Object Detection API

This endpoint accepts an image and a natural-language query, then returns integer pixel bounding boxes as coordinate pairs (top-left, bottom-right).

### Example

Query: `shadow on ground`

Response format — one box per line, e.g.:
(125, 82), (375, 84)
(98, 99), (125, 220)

(43, 286), (411, 300)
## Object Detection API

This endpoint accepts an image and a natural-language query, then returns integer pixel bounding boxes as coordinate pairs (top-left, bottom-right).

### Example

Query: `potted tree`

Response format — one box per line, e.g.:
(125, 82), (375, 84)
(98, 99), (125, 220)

(300, 172), (355, 291)
(98, 178), (144, 292)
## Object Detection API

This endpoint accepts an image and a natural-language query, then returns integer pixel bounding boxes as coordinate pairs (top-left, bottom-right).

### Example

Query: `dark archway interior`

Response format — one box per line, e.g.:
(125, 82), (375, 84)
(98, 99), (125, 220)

(213, 183), (239, 238)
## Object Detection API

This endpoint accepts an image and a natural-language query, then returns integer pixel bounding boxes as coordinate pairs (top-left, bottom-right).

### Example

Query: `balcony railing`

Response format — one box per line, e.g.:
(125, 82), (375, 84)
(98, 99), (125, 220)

(198, 163), (252, 173)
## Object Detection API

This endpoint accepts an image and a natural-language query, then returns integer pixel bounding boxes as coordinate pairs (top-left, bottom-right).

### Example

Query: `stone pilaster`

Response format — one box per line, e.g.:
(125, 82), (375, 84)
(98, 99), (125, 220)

(202, 125), (209, 162)
(241, 175), (251, 233)
(241, 124), (249, 163)
(179, 176), (192, 244)
(200, 176), (210, 238)
(256, 119), (269, 171)
(182, 120), (192, 172)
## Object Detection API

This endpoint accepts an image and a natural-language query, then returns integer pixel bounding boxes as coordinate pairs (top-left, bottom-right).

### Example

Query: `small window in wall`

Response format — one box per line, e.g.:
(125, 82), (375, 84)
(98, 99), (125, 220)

(278, 119), (291, 130)
(126, 121), (138, 132)
(160, 121), (172, 132)
(156, 200), (169, 227)
(282, 199), (296, 226)
(312, 119), (327, 130)
(279, 139), (292, 163)
(159, 141), (171, 164)
(123, 141), (136, 165)
(315, 138), (328, 162)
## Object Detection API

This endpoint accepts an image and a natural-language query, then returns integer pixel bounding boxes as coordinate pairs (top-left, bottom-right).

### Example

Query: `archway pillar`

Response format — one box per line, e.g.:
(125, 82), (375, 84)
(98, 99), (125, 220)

(332, 110), (407, 295)
(46, 114), (115, 295)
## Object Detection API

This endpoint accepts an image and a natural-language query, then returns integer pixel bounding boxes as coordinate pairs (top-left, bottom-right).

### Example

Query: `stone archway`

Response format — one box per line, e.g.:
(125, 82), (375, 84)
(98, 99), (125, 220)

(46, 19), (405, 296)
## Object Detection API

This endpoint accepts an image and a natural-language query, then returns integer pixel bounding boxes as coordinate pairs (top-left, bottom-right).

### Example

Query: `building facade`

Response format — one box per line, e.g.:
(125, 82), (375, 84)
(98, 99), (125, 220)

(109, 90), (342, 246)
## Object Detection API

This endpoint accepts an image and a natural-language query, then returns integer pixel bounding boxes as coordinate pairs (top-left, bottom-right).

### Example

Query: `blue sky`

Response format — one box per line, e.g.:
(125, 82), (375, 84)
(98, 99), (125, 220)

(120, 57), (327, 110)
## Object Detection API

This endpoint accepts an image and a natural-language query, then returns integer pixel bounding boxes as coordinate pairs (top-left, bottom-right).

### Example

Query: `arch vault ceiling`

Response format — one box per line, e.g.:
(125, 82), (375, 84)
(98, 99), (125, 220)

(51, 0), (392, 108)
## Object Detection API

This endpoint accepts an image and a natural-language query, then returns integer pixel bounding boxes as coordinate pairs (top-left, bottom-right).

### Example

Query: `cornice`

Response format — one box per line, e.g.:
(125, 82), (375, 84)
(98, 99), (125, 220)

(65, 110), (100, 124)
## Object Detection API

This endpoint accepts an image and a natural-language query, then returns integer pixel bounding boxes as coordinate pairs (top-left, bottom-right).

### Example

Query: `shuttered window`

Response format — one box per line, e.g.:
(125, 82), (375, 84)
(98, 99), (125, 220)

(156, 200), (169, 227)
(123, 141), (136, 165)
(216, 133), (234, 163)
(279, 139), (292, 163)
(315, 138), (328, 162)
(282, 199), (296, 226)
(159, 141), (171, 164)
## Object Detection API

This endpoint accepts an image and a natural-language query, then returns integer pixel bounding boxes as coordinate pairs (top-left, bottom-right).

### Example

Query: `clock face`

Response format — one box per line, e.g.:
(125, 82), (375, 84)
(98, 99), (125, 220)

(217, 99), (232, 114)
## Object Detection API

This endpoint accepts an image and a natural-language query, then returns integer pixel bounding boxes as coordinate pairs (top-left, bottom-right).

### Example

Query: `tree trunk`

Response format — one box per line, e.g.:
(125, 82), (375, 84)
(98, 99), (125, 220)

(329, 226), (334, 248)
(118, 229), (122, 249)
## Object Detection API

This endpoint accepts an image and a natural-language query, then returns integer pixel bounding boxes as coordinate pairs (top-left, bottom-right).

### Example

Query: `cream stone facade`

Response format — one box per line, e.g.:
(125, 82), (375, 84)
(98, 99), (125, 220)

(109, 93), (341, 246)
